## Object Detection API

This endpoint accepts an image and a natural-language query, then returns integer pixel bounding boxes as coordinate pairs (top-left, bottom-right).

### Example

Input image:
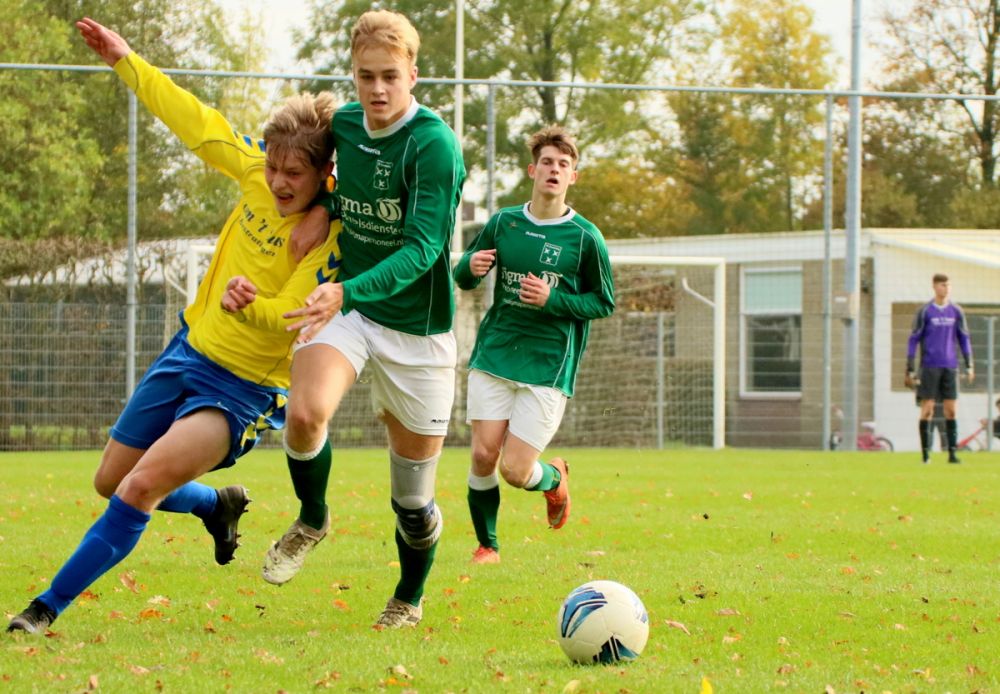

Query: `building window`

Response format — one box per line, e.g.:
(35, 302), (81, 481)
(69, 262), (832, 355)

(966, 309), (1000, 392)
(742, 268), (802, 395)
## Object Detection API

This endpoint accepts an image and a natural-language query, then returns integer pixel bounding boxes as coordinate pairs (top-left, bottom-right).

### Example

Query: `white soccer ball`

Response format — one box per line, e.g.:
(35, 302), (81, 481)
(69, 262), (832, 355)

(557, 580), (649, 664)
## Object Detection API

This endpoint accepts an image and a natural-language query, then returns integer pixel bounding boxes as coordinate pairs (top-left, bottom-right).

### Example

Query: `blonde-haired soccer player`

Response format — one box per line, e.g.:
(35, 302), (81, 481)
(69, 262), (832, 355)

(454, 125), (615, 564)
(7, 17), (342, 634)
(263, 9), (466, 629)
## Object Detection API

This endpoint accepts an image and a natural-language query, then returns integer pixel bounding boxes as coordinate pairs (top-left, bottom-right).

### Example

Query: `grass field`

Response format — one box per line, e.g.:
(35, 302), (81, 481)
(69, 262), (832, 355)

(2, 447), (999, 693)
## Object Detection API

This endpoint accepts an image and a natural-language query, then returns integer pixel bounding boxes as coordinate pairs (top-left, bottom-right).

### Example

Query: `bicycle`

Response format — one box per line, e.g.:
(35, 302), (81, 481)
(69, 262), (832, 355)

(828, 406), (894, 451)
(958, 419), (997, 452)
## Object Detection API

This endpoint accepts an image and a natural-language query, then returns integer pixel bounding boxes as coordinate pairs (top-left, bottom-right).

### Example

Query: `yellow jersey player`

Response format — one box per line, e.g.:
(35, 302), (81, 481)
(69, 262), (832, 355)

(7, 17), (342, 634)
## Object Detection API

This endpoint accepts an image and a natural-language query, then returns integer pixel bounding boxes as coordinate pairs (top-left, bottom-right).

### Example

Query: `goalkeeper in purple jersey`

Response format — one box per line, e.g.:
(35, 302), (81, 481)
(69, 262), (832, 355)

(454, 126), (615, 565)
(906, 273), (974, 464)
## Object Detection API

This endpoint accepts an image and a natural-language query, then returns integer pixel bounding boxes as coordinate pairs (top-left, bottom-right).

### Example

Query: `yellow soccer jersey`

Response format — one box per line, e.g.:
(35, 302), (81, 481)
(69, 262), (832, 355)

(114, 53), (341, 388)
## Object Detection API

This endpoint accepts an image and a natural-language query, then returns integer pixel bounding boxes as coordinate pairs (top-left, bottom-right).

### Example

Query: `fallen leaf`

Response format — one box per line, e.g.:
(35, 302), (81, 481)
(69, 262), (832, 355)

(665, 619), (691, 635)
(88, 674), (99, 690)
(147, 595), (171, 607)
(562, 680), (581, 694)
(129, 665), (150, 676)
(777, 663), (795, 674)
(742, 492), (753, 500)
(388, 664), (411, 679)
(314, 671), (341, 688)
(332, 599), (349, 611)
(438, 656), (449, 665)
(716, 608), (740, 616)
(723, 634), (742, 643)
(119, 572), (139, 593)
(138, 608), (163, 620)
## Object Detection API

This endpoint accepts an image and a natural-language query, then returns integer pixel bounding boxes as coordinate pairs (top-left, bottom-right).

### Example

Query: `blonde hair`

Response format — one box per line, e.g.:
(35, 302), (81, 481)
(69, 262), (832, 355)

(351, 10), (420, 65)
(527, 125), (579, 165)
(263, 92), (337, 170)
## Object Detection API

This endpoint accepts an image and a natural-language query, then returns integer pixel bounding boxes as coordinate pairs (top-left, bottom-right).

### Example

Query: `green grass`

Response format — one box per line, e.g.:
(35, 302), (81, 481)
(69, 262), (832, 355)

(2, 448), (999, 693)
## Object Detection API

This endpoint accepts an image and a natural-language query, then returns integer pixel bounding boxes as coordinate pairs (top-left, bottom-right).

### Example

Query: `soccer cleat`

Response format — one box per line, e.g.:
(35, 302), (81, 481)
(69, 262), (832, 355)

(374, 597), (422, 629)
(262, 510), (330, 585)
(948, 453), (962, 464)
(6, 599), (57, 634)
(544, 458), (571, 529)
(202, 485), (250, 566)
(471, 545), (501, 565)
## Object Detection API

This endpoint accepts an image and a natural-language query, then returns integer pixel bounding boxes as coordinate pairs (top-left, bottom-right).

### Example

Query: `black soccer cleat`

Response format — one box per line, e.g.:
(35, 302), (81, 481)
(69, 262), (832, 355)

(7, 599), (57, 634)
(203, 486), (251, 565)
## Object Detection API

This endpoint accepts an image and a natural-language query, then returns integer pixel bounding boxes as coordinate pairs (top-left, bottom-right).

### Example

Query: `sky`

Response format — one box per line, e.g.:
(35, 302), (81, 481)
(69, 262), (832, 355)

(223, 0), (882, 86)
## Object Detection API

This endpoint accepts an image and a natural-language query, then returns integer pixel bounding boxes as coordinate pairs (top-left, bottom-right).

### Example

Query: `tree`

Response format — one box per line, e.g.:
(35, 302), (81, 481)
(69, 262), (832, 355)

(1, 1), (273, 248)
(657, 0), (836, 234)
(297, 0), (705, 219)
(0, 2), (102, 241)
(880, 0), (1000, 186)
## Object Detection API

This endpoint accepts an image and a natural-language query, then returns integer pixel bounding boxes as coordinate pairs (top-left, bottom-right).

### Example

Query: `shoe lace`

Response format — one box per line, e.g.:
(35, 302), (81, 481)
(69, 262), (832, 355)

(277, 526), (315, 557)
(379, 600), (415, 624)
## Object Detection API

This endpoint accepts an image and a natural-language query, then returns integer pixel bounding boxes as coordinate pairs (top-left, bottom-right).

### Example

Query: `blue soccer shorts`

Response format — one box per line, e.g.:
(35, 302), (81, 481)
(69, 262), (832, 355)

(110, 328), (287, 470)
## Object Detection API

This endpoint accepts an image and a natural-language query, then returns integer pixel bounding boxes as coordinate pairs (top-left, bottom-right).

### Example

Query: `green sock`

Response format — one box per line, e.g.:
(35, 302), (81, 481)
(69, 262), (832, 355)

(393, 528), (437, 605)
(526, 462), (561, 492)
(467, 485), (500, 551)
(287, 439), (331, 530)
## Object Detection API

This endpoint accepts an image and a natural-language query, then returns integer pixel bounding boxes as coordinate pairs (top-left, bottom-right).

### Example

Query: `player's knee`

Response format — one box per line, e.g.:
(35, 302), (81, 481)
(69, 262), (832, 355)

(393, 498), (442, 550)
(116, 473), (162, 509)
(285, 403), (328, 445)
(498, 459), (532, 488)
(470, 442), (500, 470)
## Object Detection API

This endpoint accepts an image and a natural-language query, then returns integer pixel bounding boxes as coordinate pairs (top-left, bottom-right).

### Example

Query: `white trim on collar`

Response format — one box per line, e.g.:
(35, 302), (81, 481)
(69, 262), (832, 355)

(364, 98), (419, 138)
(523, 202), (576, 226)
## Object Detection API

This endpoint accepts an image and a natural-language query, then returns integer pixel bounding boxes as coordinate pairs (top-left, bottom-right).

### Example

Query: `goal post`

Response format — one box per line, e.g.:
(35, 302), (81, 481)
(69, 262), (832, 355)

(452, 252), (727, 450)
(184, 244), (726, 450)
(608, 255), (726, 449)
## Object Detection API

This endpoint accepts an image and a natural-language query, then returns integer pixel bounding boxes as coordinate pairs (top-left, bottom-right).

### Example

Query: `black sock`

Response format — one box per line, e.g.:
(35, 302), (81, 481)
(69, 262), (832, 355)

(946, 419), (958, 454)
(918, 419), (930, 457)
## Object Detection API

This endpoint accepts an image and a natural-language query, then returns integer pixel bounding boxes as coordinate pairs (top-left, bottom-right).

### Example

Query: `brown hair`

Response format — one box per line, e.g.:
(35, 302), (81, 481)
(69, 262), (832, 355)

(351, 10), (420, 65)
(932, 273), (949, 284)
(263, 92), (337, 170)
(527, 125), (579, 165)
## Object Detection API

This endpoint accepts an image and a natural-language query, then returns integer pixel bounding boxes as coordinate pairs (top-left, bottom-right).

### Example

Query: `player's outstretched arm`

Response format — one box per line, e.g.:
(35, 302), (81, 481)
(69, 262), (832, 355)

(76, 17), (130, 67)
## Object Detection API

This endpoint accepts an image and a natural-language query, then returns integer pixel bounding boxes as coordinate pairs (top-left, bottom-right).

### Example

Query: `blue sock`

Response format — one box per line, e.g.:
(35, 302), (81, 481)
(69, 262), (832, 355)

(37, 495), (151, 615)
(157, 482), (218, 518)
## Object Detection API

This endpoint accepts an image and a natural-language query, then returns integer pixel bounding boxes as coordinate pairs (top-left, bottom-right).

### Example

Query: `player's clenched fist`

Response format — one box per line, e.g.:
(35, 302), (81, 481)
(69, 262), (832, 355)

(469, 249), (497, 277)
(221, 276), (257, 313)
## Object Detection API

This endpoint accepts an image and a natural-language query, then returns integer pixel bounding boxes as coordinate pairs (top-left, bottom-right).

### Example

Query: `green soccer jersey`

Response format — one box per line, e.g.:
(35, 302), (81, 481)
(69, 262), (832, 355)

(332, 99), (466, 335)
(454, 204), (616, 396)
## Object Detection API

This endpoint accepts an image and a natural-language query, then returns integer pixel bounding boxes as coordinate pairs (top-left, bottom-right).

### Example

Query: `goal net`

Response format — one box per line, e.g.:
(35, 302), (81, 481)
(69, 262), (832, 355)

(182, 245), (725, 450)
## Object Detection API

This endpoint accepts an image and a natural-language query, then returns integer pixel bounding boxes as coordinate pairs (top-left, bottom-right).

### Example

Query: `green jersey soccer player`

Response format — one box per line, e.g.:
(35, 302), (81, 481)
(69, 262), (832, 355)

(267, 10), (466, 629)
(453, 126), (615, 564)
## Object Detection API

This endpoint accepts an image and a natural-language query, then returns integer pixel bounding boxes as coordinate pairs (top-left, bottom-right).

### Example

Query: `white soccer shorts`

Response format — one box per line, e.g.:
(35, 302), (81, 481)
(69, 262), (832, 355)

(302, 309), (456, 436)
(465, 368), (568, 452)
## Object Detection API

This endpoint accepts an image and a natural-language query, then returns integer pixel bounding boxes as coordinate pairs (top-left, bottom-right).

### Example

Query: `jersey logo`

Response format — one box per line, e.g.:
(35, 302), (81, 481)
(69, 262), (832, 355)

(376, 197), (403, 223)
(541, 270), (561, 290)
(540, 243), (562, 266)
(374, 159), (393, 190)
(315, 251), (341, 284)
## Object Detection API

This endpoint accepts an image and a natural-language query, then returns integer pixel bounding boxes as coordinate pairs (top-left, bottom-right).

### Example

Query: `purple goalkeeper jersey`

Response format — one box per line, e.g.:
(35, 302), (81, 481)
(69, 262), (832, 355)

(907, 301), (972, 369)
